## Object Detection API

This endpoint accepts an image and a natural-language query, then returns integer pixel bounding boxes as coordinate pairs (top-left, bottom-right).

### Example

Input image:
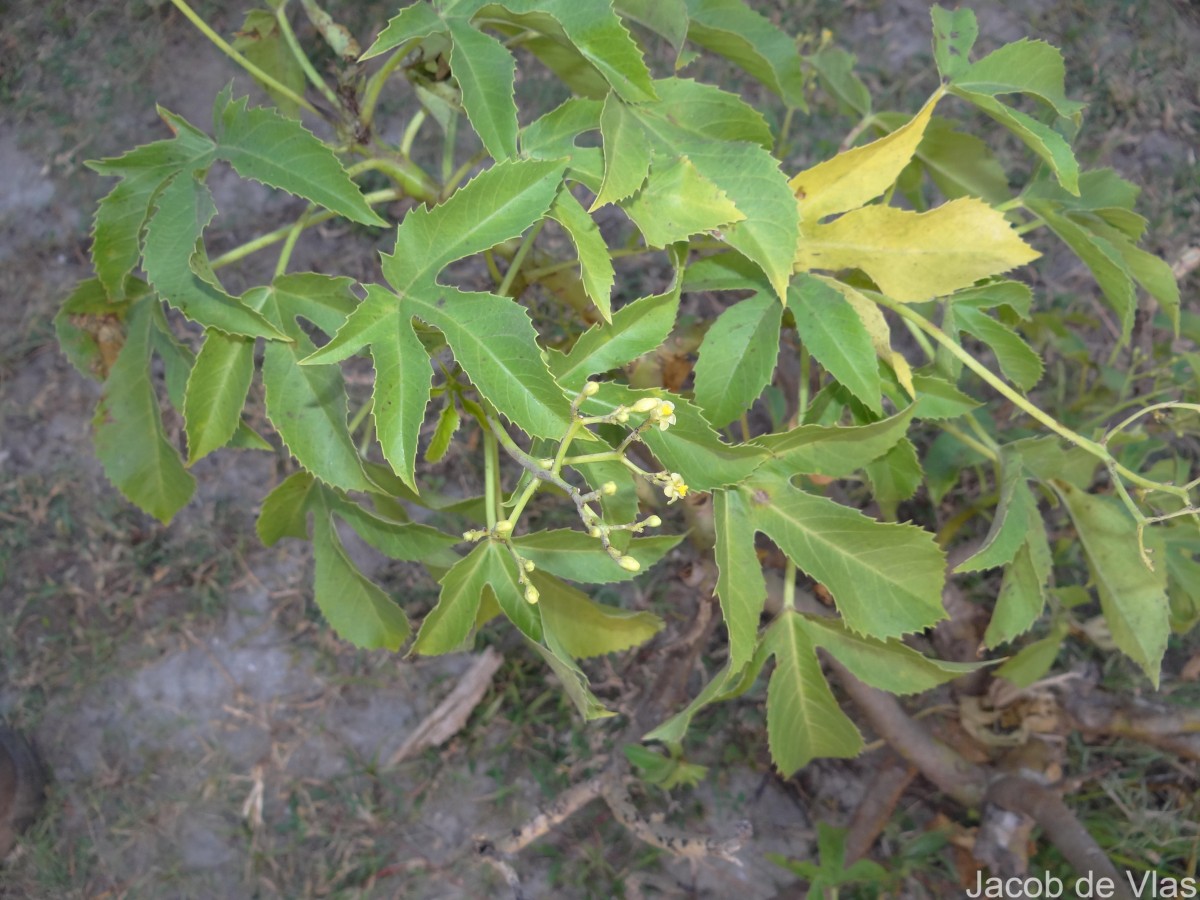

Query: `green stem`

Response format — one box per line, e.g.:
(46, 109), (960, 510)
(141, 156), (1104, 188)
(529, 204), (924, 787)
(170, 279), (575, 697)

(1102, 401), (1200, 443)
(484, 425), (500, 528)
(360, 40), (419, 128)
(400, 110), (427, 158)
(274, 0), (342, 111)
(347, 397), (373, 436)
(168, 0), (319, 115)
(940, 422), (999, 463)
(783, 559), (797, 612)
(442, 151), (488, 198)
(497, 221), (544, 296)
(797, 342), (810, 425)
(273, 206), (311, 278)
(347, 157), (436, 203)
(524, 246), (648, 282)
(562, 451), (622, 467)
(210, 188), (400, 269)
(873, 294), (1190, 503)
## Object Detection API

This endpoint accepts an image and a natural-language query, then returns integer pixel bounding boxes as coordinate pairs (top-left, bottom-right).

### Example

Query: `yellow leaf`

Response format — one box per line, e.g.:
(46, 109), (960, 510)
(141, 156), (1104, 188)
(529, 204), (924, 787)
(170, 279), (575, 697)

(795, 198), (1040, 302)
(790, 88), (943, 224)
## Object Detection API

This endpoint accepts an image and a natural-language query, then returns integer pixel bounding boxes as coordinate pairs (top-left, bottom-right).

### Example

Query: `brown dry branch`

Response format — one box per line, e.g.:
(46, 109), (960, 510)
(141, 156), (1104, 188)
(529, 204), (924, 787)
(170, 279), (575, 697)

(828, 658), (1134, 898)
(842, 750), (917, 864)
(1059, 685), (1200, 761)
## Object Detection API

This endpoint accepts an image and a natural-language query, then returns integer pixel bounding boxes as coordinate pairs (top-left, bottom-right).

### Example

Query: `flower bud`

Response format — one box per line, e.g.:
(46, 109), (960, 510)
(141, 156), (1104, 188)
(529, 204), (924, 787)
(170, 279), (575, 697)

(580, 381), (600, 397)
(644, 515), (662, 528)
(631, 397), (660, 413)
(618, 556), (641, 572)
(493, 519), (514, 537)
(524, 585), (540, 604)
(589, 526), (603, 539)
(615, 409), (630, 424)
(523, 559), (536, 573)
(601, 481), (618, 496)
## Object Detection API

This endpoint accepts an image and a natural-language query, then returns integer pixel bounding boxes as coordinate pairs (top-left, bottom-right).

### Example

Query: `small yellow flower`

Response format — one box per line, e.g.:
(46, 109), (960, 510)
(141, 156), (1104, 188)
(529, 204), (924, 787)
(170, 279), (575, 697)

(655, 400), (676, 431)
(662, 473), (688, 503)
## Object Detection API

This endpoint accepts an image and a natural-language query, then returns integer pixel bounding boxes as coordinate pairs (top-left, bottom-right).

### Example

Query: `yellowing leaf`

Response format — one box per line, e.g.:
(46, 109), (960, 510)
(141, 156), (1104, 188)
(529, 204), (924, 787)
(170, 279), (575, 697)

(789, 89), (942, 224)
(795, 198), (1040, 302)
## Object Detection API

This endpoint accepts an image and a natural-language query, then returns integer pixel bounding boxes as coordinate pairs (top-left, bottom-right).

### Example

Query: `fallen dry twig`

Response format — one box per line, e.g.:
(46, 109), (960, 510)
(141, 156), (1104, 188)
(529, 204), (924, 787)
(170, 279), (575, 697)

(388, 646), (504, 767)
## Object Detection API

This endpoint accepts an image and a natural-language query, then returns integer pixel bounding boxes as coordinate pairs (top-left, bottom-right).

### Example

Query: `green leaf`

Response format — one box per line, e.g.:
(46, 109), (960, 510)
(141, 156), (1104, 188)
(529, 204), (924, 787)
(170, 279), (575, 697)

(693, 292), (781, 428)
(1072, 212), (1180, 334)
(914, 117), (1009, 204)
(995, 623), (1068, 688)
(614, 0), (687, 54)
(310, 159), (571, 439)
(951, 91), (1079, 195)
(520, 97), (604, 188)
(513, 530), (681, 583)
(683, 0), (806, 107)
(683, 250), (773, 293)
(361, 0), (444, 59)
(527, 633), (615, 719)
(92, 295), (196, 524)
(247, 281), (376, 494)
(801, 615), (981, 694)
(594, 93), (652, 208)
(447, 17), (518, 160)
(629, 79), (793, 297)
(547, 190), (614, 321)
(765, 613), (864, 776)
(414, 542), (501, 654)
(744, 477), (947, 638)
(584, 385), (767, 491)
(957, 459), (1035, 573)
(142, 174), (286, 339)
(513, 0), (657, 102)
(910, 371), (981, 421)
(713, 490), (767, 671)
(426, 397), (460, 463)
(624, 153), (744, 247)
(864, 438), (923, 510)
(534, 571), (663, 657)
(755, 406), (916, 478)
(955, 305), (1043, 390)
(311, 505), (411, 651)
(305, 283), (431, 490)
(1027, 199), (1135, 339)
(788, 274), (882, 415)
(232, 8), (307, 117)
(984, 527), (1051, 649)
(257, 471), (317, 546)
(809, 46), (869, 115)
(951, 39), (1084, 119)
(951, 280), (1034, 318)
(1056, 482), (1169, 685)
(326, 492), (461, 568)
(212, 89), (386, 226)
(183, 329), (254, 464)
(549, 287), (680, 390)
(930, 5), (978, 80)
(88, 134), (214, 299)
(796, 198), (1041, 303)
